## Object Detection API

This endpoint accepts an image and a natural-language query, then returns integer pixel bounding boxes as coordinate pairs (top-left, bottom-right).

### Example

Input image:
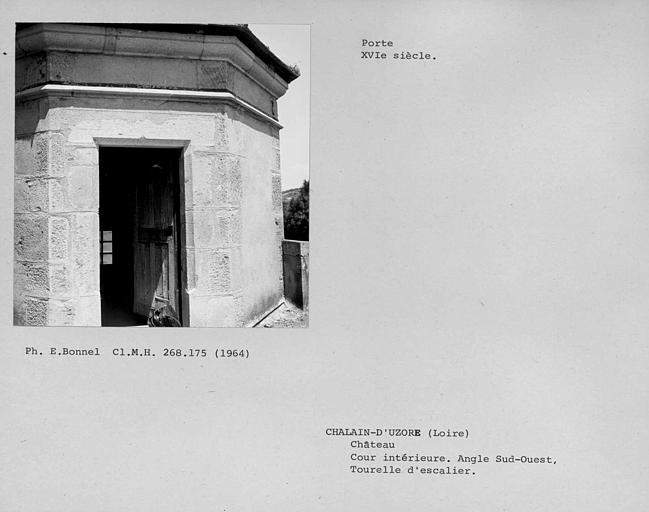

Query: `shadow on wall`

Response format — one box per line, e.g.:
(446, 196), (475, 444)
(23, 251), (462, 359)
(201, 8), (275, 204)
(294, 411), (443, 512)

(282, 239), (308, 309)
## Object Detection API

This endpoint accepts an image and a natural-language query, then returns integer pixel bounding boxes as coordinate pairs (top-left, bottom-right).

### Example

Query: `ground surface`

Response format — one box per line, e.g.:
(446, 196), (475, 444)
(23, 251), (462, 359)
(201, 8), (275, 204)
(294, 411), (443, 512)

(256, 302), (308, 328)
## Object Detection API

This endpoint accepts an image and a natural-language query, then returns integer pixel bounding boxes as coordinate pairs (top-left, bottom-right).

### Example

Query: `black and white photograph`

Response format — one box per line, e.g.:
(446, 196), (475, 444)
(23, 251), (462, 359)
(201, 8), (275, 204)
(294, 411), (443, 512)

(14, 22), (309, 327)
(2, 2), (649, 511)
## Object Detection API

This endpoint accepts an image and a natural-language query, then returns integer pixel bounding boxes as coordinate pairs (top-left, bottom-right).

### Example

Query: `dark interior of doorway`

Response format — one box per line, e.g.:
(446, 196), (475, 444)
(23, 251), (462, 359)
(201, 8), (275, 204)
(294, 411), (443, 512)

(99, 147), (182, 326)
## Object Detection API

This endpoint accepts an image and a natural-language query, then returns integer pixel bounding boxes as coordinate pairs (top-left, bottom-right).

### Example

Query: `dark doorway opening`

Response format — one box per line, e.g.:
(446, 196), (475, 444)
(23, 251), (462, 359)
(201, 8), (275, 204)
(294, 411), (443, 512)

(99, 147), (183, 326)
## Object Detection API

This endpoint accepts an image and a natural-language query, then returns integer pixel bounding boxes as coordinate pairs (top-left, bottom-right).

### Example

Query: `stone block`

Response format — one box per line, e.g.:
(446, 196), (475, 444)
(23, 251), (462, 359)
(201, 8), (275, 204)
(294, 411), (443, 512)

(15, 135), (39, 176)
(47, 52), (78, 82)
(230, 68), (275, 118)
(15, 261), (49, 295)
(222, 155), (243, 207)
(187, 209), (240, 249)
(14, 300), (25, 325)
(236, 106), (274, 140)
(49, 217), (70, 261)
(184, 249), (197, 290)
(15, 178), (49, 213)
(272, 146), (281, 172)
(274, 215), (284, 242)
(271, 174), (282, 210)
(46, 106), (84, 138)
(231, 111), (252, 154)
(13, 267), (25, 319)
(213, 153), (242, 207)
(188, 152), (215, 207)
(15, 53), (47, 92)
(154, 114), (215, 148)
(185, 209), (213, 248)
(71, 213), (99, 294)
(75, 295), (101, 326)
(198, 62), (234, 91)
(54, 52), (198, 91)
(230, 208), (242, 246)
(15, 214), (48, 261)
(67, 165), (99, 211)
(194, 249), (232, 295)
(50, 264), (72, 296)
(15, 100), (43, 136)
(214, 109), (246, 155)
(67, 110), (213, 147)
(25, 297), (48, 326)
(48, 298), (75, 326)
(207, 250), (231, 294)
(37, 132), (64, 176)
(49, 177), (69, 213)
(188, 151), (242, 208)
(187, 210), (217, 249)
(15, 131), (65, 177)
(214, 113), (231, 152)
(232, 293), (244, 325)
(212, 156), (229, 208)
(48, 132), (65, 176)
(229, 245), (243, 292)
(65, 145), (99, 167)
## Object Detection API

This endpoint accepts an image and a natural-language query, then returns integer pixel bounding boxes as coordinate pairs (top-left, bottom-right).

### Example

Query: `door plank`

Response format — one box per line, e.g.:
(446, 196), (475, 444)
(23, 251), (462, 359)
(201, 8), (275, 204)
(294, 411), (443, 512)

(132, 152), (179, 319)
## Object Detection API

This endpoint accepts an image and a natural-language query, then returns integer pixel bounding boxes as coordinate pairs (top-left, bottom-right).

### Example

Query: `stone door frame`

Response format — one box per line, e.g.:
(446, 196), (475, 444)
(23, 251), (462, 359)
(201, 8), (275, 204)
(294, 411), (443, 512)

(94, 137), (191, 326)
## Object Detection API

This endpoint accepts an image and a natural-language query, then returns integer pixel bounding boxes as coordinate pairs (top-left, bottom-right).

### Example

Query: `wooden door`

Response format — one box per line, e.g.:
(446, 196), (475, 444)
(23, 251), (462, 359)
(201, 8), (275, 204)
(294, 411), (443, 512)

(132, 155), (179, 319)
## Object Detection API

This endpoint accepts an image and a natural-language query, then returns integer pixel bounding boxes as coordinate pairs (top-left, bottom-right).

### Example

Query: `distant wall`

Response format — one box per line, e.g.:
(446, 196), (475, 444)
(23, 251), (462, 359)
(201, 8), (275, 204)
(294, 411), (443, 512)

(282, 240), (309, 310)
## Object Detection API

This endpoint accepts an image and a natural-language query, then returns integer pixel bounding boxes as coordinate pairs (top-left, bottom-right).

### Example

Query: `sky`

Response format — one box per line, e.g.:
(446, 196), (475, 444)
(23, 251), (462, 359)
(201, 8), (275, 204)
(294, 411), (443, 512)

(248, 24), (310, 191)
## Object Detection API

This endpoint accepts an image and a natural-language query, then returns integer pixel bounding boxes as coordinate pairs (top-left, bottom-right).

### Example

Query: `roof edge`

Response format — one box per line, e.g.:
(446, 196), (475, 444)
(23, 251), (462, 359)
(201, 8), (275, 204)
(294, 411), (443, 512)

(16, 22), (300, 84)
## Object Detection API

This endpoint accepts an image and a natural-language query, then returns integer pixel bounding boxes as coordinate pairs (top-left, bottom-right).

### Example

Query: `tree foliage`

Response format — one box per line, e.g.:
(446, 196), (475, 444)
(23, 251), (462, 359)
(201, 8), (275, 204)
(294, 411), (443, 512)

(284, 180), (309, 241)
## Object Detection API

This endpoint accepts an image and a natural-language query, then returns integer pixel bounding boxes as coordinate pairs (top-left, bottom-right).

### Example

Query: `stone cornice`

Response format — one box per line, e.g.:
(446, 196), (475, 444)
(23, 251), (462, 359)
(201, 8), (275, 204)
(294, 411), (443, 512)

(16, 23), (291, 99)
(16, 84), (283, 129)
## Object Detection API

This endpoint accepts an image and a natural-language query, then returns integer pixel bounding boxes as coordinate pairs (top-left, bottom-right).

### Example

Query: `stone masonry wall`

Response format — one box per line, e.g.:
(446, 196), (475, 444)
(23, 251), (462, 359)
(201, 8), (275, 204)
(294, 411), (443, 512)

(14, 94), (284, 326)
(15, 102), (100, 325)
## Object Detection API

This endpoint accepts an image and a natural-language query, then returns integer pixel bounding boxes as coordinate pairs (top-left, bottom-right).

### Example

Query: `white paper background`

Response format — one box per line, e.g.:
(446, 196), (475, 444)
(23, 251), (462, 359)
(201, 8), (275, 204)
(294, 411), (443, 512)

(1, 1), (648, 510)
